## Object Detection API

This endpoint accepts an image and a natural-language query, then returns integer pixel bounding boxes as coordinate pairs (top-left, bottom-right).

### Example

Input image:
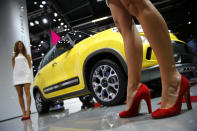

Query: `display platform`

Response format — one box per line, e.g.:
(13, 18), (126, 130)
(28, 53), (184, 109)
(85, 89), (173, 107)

(1, 80), (197, 131)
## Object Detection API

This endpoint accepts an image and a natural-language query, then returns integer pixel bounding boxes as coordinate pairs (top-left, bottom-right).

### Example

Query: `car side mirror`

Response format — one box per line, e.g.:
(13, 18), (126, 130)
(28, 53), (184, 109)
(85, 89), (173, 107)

(56, 40), (73, 50)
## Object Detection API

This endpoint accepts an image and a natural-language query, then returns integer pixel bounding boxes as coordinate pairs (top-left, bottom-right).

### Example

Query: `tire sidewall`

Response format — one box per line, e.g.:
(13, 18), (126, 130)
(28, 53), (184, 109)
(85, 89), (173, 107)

(89, 59), (126, 106)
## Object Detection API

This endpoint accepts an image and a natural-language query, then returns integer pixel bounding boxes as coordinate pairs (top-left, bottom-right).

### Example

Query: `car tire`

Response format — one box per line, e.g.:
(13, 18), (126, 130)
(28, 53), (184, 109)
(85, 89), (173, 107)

(89, 59), (127, 106)
(35, 91), (50, 114)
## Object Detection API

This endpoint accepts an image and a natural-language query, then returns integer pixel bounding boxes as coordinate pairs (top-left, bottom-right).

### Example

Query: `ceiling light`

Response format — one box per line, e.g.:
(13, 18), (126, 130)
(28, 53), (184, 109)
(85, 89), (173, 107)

(41, 53), (45, 56)
(54, 13), (58, 17)
(42, 1), (46, 5)
(42, 18), (48, 24)
(58, 18), (61, 21)
(41, 41), (44, 43)
(30, 22), (34, 26)
(53, 19), (56, 22)
(38, 44), (41, 47)
(64, 25), (67, 28)
(60, 22), (64, 26)
(35, 20), (39, 25)
(34, 2), (38, 5)
(40, 4), (44, 8)
(58, 26), (60, 29)
(188, 21), (191, 24)
(91, 16), (109, 23)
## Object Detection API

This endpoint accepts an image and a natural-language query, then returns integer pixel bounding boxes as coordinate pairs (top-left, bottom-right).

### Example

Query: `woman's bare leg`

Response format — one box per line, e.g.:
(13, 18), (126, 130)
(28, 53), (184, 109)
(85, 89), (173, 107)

(108, 0), (143, 111)
(24, 83), (31, 116)
(120, 0), (181, 109)
(15, 85), (26, 116)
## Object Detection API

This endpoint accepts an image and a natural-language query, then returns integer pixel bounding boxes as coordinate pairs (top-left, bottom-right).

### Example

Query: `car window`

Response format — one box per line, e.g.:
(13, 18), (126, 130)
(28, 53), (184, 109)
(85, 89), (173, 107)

(54, 45), (67, 58)
(38, 47), (55, 70)
(68, 31), (90, 44)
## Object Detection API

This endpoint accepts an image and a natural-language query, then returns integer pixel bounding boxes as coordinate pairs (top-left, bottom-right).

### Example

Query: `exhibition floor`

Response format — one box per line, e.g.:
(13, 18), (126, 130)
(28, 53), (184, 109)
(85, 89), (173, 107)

(1, 82), (197, 131)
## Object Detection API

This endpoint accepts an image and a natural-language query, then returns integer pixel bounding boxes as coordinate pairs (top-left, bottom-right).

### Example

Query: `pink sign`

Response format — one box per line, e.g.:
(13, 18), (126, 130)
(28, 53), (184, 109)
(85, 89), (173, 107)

(51, 30), (61, 46)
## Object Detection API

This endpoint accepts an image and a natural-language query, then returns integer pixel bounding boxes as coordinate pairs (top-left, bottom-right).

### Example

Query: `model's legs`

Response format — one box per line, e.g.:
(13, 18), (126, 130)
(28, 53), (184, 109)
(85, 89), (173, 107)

(24, 83), (31, 116)
(120, 0), (181, 109)
(15, 85), (26, 116)
(108, 0), (143, 111)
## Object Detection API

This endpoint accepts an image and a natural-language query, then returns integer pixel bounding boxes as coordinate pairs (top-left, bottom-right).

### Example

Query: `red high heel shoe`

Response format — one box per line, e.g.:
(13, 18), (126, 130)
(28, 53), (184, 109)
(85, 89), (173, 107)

(119, 84), (152, 118)
(152, 75), (192, 119)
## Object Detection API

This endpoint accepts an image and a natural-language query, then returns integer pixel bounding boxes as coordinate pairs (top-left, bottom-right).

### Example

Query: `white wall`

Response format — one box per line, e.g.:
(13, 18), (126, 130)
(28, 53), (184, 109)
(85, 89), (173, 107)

(0, 0), (36, 121)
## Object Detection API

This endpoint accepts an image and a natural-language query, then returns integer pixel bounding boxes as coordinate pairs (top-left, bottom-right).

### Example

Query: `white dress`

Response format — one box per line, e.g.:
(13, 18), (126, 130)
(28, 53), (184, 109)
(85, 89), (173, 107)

(13, 53), (32, 85)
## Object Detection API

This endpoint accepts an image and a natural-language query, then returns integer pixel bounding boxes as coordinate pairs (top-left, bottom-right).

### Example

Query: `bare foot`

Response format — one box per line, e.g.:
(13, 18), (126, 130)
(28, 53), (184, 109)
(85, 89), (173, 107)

(126, 83), (141, 111)
(160, 72), (181, 109)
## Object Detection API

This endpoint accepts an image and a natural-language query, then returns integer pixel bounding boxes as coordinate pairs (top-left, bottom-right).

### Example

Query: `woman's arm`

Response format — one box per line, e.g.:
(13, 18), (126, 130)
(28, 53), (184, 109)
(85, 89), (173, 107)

(27, 54), (32, 69)
(12, 56), (15, 68)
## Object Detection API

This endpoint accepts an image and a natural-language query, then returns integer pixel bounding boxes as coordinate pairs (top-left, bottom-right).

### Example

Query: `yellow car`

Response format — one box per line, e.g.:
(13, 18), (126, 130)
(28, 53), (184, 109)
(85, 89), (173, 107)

(33, 26), (195, 113)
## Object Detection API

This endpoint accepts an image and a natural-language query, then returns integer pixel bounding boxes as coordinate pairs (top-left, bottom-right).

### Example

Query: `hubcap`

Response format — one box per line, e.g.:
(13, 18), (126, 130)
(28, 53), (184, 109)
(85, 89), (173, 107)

(92, 65), (119, 102)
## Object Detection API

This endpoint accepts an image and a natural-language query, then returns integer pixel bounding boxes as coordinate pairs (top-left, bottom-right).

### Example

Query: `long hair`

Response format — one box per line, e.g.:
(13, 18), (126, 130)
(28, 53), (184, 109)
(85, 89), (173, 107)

(13, 41), (28, 60)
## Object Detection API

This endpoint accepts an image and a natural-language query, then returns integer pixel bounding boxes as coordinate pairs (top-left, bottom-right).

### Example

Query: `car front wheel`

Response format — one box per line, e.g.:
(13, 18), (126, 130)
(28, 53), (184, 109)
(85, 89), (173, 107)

(35, 91), (50, 114)
(89, 59), (127, 106)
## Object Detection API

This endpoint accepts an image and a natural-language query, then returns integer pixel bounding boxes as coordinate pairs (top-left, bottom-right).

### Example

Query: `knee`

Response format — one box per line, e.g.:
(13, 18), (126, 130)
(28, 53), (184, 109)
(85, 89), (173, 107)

(114, 19), (122, 34)
(114, 18), (132, 36)
(18, 92), (23, 98)
(121, 0), (147, 17)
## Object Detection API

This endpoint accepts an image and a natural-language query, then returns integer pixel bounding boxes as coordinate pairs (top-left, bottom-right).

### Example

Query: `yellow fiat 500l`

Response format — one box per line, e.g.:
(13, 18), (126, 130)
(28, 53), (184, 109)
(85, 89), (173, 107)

(33, 27), (195, 113)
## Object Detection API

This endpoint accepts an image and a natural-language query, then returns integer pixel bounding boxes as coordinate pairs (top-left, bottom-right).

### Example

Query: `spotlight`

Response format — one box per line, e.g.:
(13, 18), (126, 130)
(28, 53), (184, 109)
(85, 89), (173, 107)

(30, 22), (34, 26)
(40, 4), (44, 8)
(58, 18), (61, 21)
(35, 20), (39, 25)
(60, 22), (64, 26)
(42, 18), (48, 24)
(34, 1), (38, 5)
(41, 53), (45, 56)
(54, 13), (58, 17)
(38, 44), (41, 47)
(188, 21), (191, 24)
(42, 1), (46, 5)
(41, 41), (44, 43)
(64, 25), (67, 28)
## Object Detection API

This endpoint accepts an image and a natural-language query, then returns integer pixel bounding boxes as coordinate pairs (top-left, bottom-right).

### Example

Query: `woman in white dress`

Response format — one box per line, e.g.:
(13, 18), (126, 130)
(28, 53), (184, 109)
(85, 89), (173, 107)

(12, 41), (32, 120)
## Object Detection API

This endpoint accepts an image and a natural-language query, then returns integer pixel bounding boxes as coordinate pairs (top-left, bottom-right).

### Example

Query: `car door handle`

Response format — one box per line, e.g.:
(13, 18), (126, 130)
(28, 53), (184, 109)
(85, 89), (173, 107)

(52, 62), (57, 67)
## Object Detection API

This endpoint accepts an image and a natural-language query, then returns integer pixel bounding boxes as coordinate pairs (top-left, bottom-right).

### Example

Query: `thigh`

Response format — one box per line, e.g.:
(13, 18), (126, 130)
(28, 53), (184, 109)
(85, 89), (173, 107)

(108, 0), (133, 33)
(23, 83), (31, 95)
(15, 85), (24, 96)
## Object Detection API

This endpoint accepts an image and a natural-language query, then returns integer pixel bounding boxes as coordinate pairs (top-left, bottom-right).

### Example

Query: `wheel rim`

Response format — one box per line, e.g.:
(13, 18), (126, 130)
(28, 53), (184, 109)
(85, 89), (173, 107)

(91, 65), (119, 102)
(35, 92), (43, 111)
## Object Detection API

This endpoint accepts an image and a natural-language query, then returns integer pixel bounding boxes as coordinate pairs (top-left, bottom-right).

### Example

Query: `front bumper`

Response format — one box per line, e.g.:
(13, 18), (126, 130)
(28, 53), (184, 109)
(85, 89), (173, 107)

(141, 63), (197, 82)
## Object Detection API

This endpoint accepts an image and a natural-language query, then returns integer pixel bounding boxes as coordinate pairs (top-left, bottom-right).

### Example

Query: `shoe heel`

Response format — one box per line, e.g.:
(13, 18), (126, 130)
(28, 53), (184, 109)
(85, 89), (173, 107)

(184, 90), (192, 110)
(144, 91), (152, 113)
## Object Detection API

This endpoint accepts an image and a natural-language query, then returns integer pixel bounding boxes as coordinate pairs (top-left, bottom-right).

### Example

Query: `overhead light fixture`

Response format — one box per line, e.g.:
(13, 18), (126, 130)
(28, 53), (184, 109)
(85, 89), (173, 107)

(91, 16), (109, 23)
(34, 2), (38, 5)
(58, 26), (60, 29)
(41, 41), (44, 43)
(188, 21), (191, 24)
(58, 18), (61, 21)
(38, 44), (41, 47)
(42, 1), (46, 5)
(64, 25), (67, 28)
(35, 20), (39, 25)
(53, 19), (56, 22)
(30, 22), (34, 26)
(40, 4), (44, 8)
(54, 13), (58, 17)
(41, 53), (45, 56)
(42, 18), (48, 24)
(60, 22), (64, 26)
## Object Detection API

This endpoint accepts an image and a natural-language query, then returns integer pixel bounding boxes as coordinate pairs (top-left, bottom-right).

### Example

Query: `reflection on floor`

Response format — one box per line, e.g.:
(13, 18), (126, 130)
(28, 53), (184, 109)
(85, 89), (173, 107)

(1, 83), (197, 131)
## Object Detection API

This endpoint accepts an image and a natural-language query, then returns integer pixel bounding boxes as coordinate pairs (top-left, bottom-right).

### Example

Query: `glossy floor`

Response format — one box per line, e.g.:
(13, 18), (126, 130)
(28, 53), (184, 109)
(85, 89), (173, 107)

(1, 84), (197, 131)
